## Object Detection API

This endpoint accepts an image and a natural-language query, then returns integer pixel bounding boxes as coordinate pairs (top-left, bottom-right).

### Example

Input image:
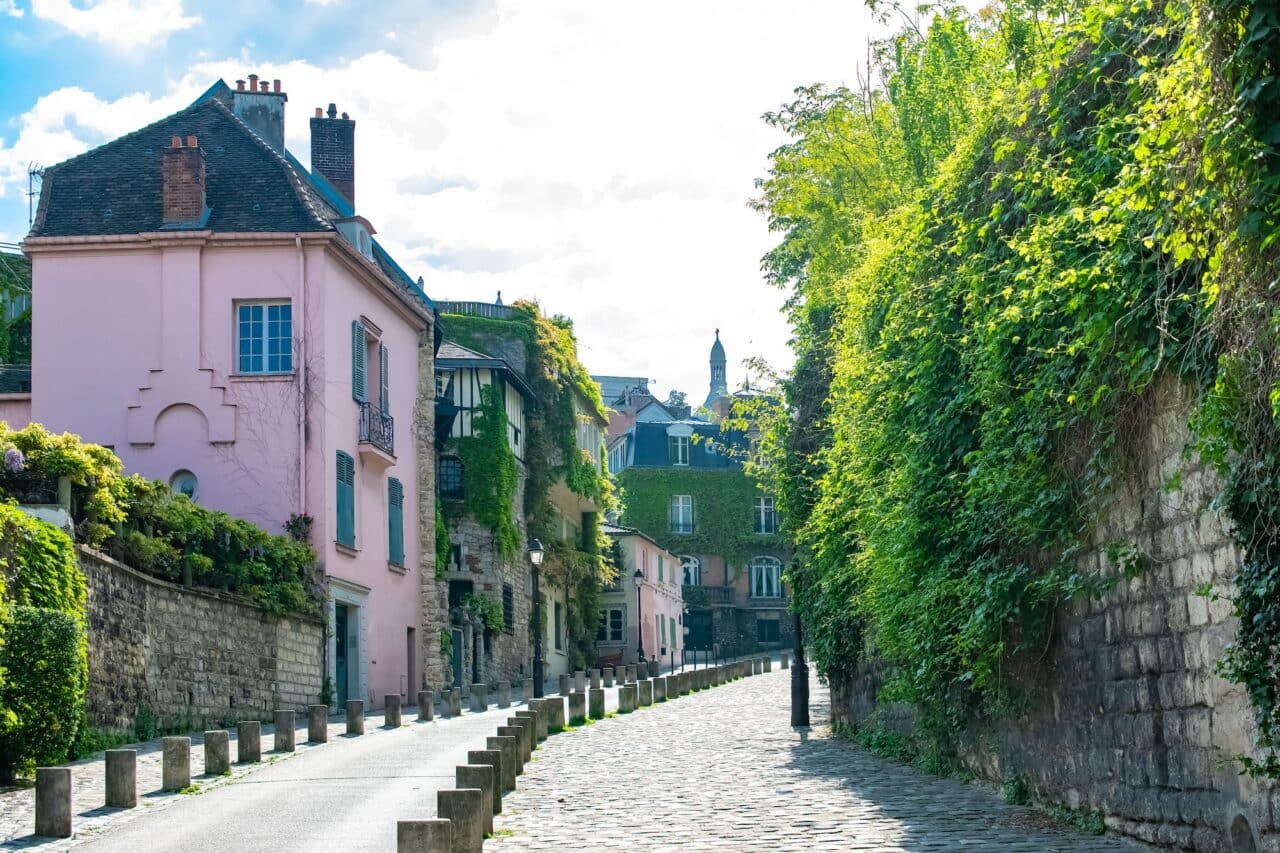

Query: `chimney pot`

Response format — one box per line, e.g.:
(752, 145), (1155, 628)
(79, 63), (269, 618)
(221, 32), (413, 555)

(327, 103), (337, 119)
(171, 135), (183, 148)
(248, 73), (259, 92)
(186, 134), (198, 148)
(236, 79), (246, 91)
(315, 107), (323, 118)
(341, 112), (349, 120)
(273, 79), (281, 93)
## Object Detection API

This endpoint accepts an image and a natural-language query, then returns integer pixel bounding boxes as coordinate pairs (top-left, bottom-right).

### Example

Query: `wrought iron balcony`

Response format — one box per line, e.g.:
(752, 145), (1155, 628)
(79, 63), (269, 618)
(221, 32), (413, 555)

(683, 585), (735, 607)
(358, 401), (395, 458)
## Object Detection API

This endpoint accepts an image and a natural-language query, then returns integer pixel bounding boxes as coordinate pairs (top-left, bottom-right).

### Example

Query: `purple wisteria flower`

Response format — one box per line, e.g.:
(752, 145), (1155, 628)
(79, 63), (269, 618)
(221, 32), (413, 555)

(4, 448), (23, 473)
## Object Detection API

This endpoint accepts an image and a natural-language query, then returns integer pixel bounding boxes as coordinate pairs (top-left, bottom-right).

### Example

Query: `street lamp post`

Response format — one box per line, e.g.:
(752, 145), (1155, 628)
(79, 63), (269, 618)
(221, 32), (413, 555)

(634, 567), (645, 665)
(529, 539), (545, 698)
(790, 608), (810, 727)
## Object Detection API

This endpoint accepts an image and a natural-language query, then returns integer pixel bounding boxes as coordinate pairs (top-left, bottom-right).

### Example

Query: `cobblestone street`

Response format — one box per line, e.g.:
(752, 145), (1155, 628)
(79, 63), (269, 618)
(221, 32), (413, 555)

(489, 667), (1142, 852)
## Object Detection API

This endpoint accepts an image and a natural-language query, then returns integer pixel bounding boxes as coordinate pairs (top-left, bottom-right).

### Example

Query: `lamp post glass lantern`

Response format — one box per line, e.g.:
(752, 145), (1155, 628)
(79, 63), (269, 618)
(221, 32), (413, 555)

(529, 539), (545, 697)
(634, 567), (645, 664)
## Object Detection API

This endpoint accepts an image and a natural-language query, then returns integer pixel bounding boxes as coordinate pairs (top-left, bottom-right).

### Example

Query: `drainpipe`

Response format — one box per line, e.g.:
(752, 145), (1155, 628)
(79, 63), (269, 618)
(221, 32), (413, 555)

(295, 235), (307, 516)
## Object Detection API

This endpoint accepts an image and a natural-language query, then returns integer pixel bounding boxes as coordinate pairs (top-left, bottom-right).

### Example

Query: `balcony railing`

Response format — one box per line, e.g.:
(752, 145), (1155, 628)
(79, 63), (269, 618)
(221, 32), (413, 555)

(358, 401), (395, 457)
(669, 521), (694, 534)
(436, 301), (516, 321)
(683, 585), (734, 607)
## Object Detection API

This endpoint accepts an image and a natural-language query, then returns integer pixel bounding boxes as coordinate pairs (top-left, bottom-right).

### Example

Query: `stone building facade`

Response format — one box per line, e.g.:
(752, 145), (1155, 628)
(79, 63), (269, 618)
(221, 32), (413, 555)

(82, 547), (324, 731)
(832, 379), (1278, 852)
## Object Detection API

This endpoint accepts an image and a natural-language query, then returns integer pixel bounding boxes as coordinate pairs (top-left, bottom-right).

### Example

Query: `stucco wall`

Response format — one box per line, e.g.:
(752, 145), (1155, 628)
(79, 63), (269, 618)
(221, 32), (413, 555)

(829, 381), (1277, 851)
(82, 547), (324, 731)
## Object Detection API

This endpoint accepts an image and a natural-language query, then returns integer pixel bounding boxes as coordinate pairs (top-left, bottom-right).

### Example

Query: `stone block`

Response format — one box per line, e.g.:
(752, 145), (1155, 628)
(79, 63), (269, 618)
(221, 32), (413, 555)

(648, 660), (660, 678)
(497, 726), (526, 774)
(618, 684), (637, 713)
(162, 736), (191, 791)
(588, 687), (605, 719)
(653, 677), (667, 702)
(486, 736), (518, 792)
(449, 688), (463, 717)
(455, 765), (495, 836)
(567, 690), (587, 723)
(603, 666), (614, 688)
(764, 656), (772, 673)
(589, 668), (601, 689)
(437, 788), (484, 853)
(544, 695), (566, 731)
(237, 721), (261, 763)
(385, 694), (402, 727)
(558, 673), (571, 696)
(35, 767), (71, 837)
(275, 710), (296, 751)
(507, 716), (533, 761)
(638, 679), (653, 707)
(496, 682), (510, 709)
(524, 700), (548, 740)
(781, 652), (790, 669)
(515, 710), (541, 746)
(347, 699), (365, 735)
(203, 731), (230, 776)
(574, 670), (586, 692)
(105, 749), (136, 808)
(624, 665), (636, 682)
(521, 678), (533, 701)
(308, 704), (329, 742)
(470, 683), (488, 712)
(396, 819), (451, 853)
(467, 749), (504, 813)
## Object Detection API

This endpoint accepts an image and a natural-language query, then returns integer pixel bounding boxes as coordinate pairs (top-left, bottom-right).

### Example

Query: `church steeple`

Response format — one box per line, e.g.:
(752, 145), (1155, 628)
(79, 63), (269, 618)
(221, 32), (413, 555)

(705, 328), (728, 407)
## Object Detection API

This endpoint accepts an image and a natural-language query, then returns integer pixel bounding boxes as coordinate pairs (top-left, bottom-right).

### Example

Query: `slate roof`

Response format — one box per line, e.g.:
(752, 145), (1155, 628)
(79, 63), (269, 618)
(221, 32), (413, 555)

(435, 338), (536, 401)
(31, 97), (338, 237)
(619, 420), (745, 471)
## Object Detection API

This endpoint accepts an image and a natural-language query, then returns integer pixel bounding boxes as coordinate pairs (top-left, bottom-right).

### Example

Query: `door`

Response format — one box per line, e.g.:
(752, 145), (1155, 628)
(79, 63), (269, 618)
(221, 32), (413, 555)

(686, 609), (712, 651)
(335, 604), (349, 706)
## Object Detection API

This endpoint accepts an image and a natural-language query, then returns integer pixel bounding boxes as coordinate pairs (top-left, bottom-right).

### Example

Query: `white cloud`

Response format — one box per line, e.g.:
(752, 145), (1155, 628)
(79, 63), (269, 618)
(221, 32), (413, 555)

(1, 0), (24, 18)
(31, 0), (200, 49)
(3, 0), (889, 397)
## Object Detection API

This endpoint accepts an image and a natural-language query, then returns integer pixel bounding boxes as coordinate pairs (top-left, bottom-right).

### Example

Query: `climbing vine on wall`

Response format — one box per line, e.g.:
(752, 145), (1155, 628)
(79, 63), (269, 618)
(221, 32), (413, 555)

(451, 384), (520, 559)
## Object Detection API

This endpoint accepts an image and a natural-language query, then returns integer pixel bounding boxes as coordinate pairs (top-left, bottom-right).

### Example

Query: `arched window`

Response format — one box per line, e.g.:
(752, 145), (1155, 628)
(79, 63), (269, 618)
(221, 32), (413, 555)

(681, 555), (701, 586)
(749, 556), (783, 599)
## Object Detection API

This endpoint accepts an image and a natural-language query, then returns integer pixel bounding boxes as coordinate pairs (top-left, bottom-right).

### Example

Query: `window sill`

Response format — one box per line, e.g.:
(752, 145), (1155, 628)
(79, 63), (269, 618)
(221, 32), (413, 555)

(387, 561), (406, 574)
(230, 372), (296, 383)
(334, 542), (359, 558)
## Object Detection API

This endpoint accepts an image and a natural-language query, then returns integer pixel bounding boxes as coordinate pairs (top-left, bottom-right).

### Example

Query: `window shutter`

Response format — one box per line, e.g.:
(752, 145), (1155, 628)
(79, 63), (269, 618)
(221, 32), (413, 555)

(388, 477), (404, 566)
(336, 451), (355, 548)
(379, 343), (389, 415)
(352, 320), (367, 402)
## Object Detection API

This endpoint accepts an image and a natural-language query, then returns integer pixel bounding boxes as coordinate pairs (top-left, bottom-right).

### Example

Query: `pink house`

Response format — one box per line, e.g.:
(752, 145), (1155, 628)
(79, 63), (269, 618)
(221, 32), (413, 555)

(600, 522), (684, 669)
(14, 77), (436, 711)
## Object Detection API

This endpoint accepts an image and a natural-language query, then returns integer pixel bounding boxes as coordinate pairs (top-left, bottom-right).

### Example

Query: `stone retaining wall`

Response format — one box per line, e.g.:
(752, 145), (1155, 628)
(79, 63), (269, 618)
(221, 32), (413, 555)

(830, 380), (1278, 851)
(81, 547), (325, 730)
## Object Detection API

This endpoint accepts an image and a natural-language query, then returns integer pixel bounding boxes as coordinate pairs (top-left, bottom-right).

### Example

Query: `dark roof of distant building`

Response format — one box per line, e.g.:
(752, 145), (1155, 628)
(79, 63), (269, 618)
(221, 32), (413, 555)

(593, 375), (649, 405)
(616, 420), (744, 471)
(601, 521), (672, 552)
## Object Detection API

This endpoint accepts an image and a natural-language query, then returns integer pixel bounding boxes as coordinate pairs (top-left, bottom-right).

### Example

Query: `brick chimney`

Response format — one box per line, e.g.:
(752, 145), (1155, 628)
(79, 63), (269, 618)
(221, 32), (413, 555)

(162, 134), (206, 225)
(310, 103), (355, 207)
(231, 73), (287, 150)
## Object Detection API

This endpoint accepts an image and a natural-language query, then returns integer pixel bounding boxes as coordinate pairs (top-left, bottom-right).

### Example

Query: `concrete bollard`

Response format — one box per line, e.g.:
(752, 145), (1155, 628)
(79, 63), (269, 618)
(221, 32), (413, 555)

(755, 658), (764, 675)
(418, 690), (435, 721)
(34, 767), (71, 837)
(497, 727), (526, 775)
(589, 668), (601, 689)
(603, 666), (614, 688)
(543, 695), (566, 732)
(618, 683), (637, 713)
(274, 710), (296, 752)
(567, 690), (587, 724)
(524, 700), (548, 741)
(717, 666), (727, 685)
(203, 731), (230, 777)
(624, 664), (636, 682)
(467, 750), (504, 814)
(237, 721), (261, 763)
(470, 683), (488, 713)
(437, 788), (484, 853)
(764, 656), (772, 673)
(521, 678), (534, 701)
(486, 736), (518, 792)
(497, 682), (510, 709)
(648, 660), (660, 678)
(385, 694), (403, 727)
(449, 688), (463, 717)
(161, 736), (191, 791)
(396, 819), (451, 853)
(588, 687), (605, 719)
(506, 717), (533, 762)
(456, 765), (495, 836)
(653, 677), (667, 702)
(781, 651), (790, 669)
(105, 749), (137, 808)
(573, 670), (586, 693)
(558, 673), (571, 696)
(347, 699), (365, 735)
(308, 704), (329, 742)
(637, 679), (652, 707)
(514, 710), (541, 747)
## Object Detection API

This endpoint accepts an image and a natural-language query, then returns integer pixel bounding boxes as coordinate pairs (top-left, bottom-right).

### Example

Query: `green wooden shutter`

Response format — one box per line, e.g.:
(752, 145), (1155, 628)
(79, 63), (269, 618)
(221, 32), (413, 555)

(336, 451), (355, 548)
(379, 343), (389, 415)
(388, 477), (404, 566)
(352, 321), (367, 402)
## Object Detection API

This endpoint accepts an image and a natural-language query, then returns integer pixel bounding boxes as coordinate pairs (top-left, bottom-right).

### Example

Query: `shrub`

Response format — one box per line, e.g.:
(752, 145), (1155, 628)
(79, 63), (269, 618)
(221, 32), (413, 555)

(0, 606), (86, 782)
(0, 503), (83, 617)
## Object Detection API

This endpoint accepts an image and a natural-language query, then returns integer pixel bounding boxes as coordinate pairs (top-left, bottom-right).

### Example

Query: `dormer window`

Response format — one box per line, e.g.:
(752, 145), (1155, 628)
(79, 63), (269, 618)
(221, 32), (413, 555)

(336, 216), (376, 260)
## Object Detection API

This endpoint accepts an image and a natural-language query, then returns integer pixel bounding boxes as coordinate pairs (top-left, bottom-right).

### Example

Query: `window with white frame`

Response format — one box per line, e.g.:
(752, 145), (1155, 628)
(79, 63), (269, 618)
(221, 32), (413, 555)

(681, 555), (701, 585)
(753, 496), (778, 535)
(236, 301), (292, 374)
(597, 607), (624, 643)
(749, 556), (783, 599)
(669, 435), (690, 466)
(608, 441), (626, 474)
(669, 495), (693, 534)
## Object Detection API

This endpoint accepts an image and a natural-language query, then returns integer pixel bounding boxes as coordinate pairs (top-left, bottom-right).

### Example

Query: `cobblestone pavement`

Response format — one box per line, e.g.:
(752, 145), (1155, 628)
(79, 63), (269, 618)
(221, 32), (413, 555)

(489, 667), (1144, 852)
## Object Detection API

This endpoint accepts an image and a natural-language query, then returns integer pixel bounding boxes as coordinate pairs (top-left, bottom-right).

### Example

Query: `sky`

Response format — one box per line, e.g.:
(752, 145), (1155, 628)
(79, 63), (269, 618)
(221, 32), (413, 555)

(0, 0), (887, 400)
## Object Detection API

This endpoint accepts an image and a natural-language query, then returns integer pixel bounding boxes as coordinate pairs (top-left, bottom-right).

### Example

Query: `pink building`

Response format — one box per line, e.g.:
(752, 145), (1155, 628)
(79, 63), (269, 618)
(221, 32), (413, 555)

(11, 77), (436, 710)
(599, 523), (684, 668)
